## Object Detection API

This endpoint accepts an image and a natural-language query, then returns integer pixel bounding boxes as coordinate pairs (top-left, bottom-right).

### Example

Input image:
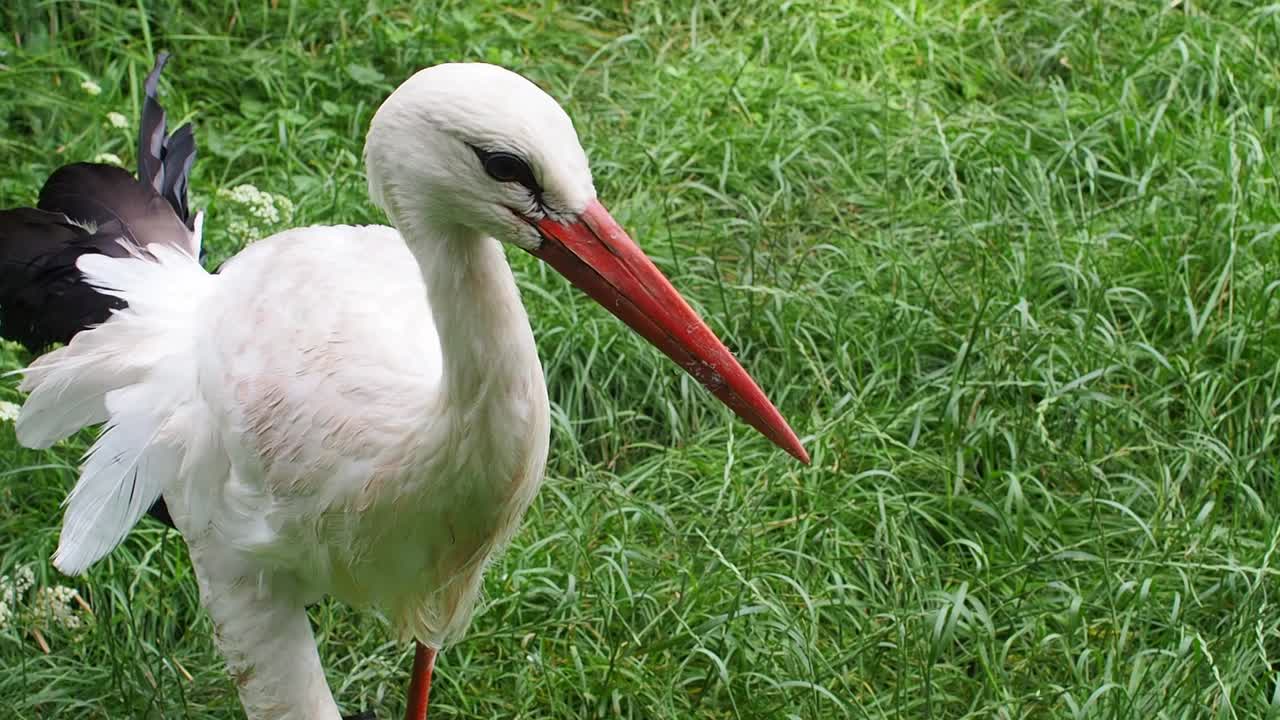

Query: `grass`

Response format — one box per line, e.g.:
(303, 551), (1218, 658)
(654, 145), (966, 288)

(1, 0), (1279, 717)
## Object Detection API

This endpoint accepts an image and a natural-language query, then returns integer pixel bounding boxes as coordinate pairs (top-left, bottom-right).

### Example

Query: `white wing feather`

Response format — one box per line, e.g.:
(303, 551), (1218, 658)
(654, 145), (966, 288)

(17, 242), (215, 575)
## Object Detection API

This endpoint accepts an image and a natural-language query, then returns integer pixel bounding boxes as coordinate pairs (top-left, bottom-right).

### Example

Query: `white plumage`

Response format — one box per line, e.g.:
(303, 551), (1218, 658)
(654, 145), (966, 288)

(14, 62), (806, 720)
(21, 240), (214, 575)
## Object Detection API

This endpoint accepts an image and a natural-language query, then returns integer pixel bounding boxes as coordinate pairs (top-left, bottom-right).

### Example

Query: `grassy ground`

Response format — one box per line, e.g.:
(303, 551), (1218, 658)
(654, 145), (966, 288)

(1, 1), (1278, 718)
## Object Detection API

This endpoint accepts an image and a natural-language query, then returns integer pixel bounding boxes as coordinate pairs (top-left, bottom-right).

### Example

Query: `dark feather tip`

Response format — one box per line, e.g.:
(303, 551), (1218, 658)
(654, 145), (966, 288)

(137, 53), (197, 228)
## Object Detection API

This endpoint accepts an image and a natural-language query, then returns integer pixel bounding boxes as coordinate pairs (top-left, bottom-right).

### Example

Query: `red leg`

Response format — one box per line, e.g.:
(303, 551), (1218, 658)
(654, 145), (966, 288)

(404, 642), (437, 720)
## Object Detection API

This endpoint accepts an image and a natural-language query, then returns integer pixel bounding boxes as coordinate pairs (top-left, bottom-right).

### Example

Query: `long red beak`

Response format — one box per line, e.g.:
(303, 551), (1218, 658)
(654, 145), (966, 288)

(529, 198), (808, 464)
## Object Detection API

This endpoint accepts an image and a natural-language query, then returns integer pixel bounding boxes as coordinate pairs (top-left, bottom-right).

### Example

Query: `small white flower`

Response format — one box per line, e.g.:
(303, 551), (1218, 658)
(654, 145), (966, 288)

(81, 79), (102, 96)
(14, 566), (34, 594)
(225, 218), (254, 243)
(93, 152), (124, 166)
(106, 111), (128, 129)
(0, 582), (15, 631)
(0, 400), (20, 423)
(0, 565), (34, 631)
(31, 585), (84, 631)
(218, 184), (295, 245)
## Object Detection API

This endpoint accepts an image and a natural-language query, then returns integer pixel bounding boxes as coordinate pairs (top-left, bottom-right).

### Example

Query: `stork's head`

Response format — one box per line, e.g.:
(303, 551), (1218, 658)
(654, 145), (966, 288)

(365, 63), (809, 464)
(365, 63), (594, 249)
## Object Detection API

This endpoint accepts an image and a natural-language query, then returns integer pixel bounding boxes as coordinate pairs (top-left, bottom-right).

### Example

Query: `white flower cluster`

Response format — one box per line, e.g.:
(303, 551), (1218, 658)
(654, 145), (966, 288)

(0, 566), (34, 630)
(0, 564), (88, 634)
(217, 183), (296, 246)
(106, 111), (128, 129)
(31, 585), (83, 631)
(0, 400), (20, 423)
(81, 79), (102, 96)
(93, 152), (124, 166)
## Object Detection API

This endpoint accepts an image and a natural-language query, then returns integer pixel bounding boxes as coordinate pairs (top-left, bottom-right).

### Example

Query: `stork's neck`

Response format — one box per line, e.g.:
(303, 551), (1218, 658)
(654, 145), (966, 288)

(396, 212), (545, 426)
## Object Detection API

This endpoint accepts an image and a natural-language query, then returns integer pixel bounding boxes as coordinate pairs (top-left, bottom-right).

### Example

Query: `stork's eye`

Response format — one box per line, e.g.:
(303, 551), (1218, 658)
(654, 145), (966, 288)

(483, 153), (527, 182)
(472, 146), (542, 194)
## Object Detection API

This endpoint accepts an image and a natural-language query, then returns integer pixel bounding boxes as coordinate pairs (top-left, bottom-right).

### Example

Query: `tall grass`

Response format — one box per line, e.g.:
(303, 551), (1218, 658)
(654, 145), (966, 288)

(1, 1), (1278, 718)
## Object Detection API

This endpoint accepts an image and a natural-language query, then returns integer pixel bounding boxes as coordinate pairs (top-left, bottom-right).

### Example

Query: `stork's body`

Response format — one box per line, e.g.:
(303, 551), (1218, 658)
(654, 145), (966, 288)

(150, 225), (541, 717)
(5, 62), (805, 719)
(202, 224), (544, 628)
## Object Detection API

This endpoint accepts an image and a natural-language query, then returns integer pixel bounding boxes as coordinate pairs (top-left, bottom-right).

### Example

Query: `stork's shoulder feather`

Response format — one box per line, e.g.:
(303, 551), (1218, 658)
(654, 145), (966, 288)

(180, 226), (446, 551)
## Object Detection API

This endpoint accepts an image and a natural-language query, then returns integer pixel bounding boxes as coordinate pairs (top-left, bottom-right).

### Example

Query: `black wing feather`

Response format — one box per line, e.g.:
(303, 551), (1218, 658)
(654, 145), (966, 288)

(0, 54), (194, 528)
(161, 123), (197, 222)
(136, 52), (170, 207)
(38, 162), (192, 251)
(137, 52), (197, 230)
(0, 208), (132, 351)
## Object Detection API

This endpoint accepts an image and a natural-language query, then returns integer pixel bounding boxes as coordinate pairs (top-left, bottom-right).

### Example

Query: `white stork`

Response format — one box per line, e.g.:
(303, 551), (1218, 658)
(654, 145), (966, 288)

(1, 60), (807, 719)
